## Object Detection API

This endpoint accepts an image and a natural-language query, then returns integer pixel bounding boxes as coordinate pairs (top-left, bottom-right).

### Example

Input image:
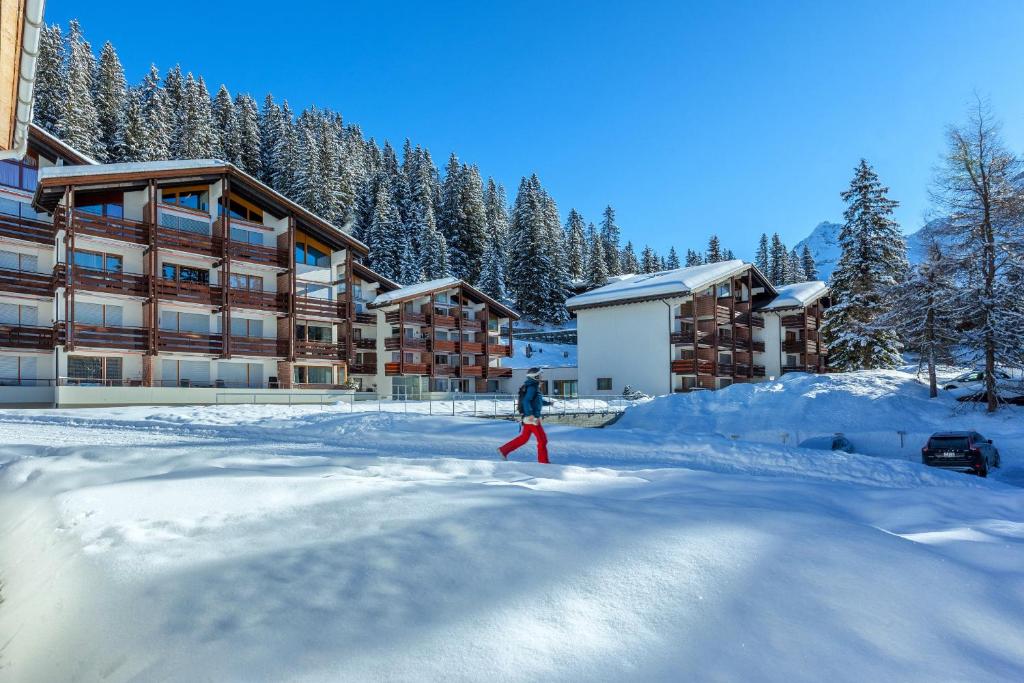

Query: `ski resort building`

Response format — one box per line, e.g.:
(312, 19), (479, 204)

(566, 260), (830, 396)
(0, 126), (515, 406)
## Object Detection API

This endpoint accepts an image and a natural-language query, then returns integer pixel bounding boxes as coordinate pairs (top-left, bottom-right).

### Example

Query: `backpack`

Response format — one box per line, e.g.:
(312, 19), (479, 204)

(517, 382), (528, 415)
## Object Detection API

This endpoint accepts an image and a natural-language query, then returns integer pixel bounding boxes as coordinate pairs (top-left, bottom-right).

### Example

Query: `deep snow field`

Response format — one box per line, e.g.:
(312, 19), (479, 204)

(1, 370), (1024, 682)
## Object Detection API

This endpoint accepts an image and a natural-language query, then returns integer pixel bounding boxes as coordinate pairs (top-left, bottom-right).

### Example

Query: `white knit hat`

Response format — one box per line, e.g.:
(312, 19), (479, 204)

(526, 367), (543, 379)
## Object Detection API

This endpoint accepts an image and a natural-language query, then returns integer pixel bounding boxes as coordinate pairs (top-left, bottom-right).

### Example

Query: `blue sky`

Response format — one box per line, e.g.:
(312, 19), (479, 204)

(47, 1), (1024, 258)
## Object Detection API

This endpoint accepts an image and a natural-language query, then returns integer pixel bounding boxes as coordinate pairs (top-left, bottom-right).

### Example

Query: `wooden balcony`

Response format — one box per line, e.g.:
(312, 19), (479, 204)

(431, 339), (458, 353)
(347, 363), (377, 375)
(784, 339), (818, 354)
(487, 343), (512, 356)
(295, 339), (343, 359)
(214, 219), (288, 268)
(58, 264), (149, 297)
(781, 365), (808, 374)
(0, 324), (55, 350)
(295, 296), (341, 319)
(0, 211), (54, 245)
(0, 266), (53, 297)
(461, 341), (484, 354)
(461, 318), (484, 331)
(229, 288), (286, 313)
(352, 311), (375, 325)
(156, 224), (216, 257)
(753, 365), (766, 377)
(460, 365), (484, 378)
(157, 278), (222, 306)
(158, 330), (224, 354)
(432, 313), (458, 328)
(67, 323), (148, 351)
(670, 358), (714, 375)
(66, 209), (148, 245)
(385, 337), (428, 351)
(781, 313), (816, 329)
(752, 340), (766, 353)
(386, 309), (430, 325)
(433, 365), (458, 377)
(735, 364), (752, 378)
(717, 363), (735, 376)
(352, 337), (376, 350)
(486, 366), (513, 378)
(385, 362), (429, 375)
(230, 336), (286, 357)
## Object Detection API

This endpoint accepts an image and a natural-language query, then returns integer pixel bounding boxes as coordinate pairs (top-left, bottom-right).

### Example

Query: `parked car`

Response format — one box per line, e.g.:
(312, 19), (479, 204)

(921, 431), (1001, 477)
(798, 434), (856, 453)
(944, 370), (1024, 404)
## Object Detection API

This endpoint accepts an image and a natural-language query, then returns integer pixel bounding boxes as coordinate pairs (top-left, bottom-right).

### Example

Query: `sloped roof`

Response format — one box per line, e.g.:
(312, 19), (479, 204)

(567, 260), (774, 310)
(369, 276), (519, 319)
(759, 281), (829, 310)
(29, 124), (99, 165)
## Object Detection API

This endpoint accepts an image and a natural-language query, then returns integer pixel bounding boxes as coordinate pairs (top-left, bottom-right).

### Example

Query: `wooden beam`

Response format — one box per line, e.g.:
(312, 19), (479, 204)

(221, 174), (232, 359)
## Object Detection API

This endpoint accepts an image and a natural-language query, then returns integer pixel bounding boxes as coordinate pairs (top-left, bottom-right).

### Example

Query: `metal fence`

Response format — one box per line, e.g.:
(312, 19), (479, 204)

(213, 391), (638, 417)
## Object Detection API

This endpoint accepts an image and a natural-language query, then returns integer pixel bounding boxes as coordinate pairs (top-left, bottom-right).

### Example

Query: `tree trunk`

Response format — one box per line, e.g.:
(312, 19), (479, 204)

(927, 348), (937, 399)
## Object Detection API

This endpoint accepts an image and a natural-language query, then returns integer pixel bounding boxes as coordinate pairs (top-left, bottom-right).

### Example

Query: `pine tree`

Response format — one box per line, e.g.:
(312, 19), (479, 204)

(666, 246), (680, 269)
(398, 233), (424, 285)
(211, 85), (235, 160)
(786, 249), (802, 284)
(177, 74), (217, 158)
(478, 231), (508, 301)
(508, 176), (563, 321)
(599, 206), (622, 275)
(641, 245), (660, 273)
(234, 94), (262, 176)
(419, 204), (451, 280)
(564, 209), (587, 281)
(801, 244), (817, 281)
(139, 69), (171, 160)
(438, 153), (464, 255)
(58, 20), (100, 157)
(270, 100), (301, 199)
(33, 25), (65, 133)
(365, 177), (403, 280)
(586, 228), (608, 288)
(685, 249), (703, 267)
(162, 65), (186, 155)
(706, 234), (723, 263)
(457, 164), (489, 283)
(932, 99), (1024, 411)
(93, 41), (127, 161)
(755, 233), (770, 274)
(769, 233), (788, 286)
(821, 159), (907, 371)
(620, 242), (639, 273)
(119, 88), (146, 162)
(258, 95), (282, 184)
(881, 242), (959, 397)
(481, 178), (511, 299)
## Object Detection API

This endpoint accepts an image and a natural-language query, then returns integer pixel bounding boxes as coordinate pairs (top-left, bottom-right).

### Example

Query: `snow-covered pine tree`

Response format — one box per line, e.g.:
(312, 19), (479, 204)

(755, 233), (770, 273)
(706, 234), (723, 263)
(139, 67), (171, 160)
(419, 204), (451, 280)
(786, 249), (802, 284)
(58, 20), (100, 157)
(600, 205), (621, 275)
(438, 153), (464, 261)
(270, 100), (301, 199)
(641, 245), (659, 273)
(585, 226), (608, 288)
(258, 95), (282, 184)
(177, 74), (217, 158)
(483, 179), (512, 291)
(93, 41), (127, 161)
(458, 164), (490, 284)
(398, 233), (424, 285)
(620, 242), (639, 274)
(769, 233), (787, 286)
(821, 159), (907, 371)
(162, 65), (186, 156)
(880, 242), (959, 397)
(234, 94), (262, 176)
(801, 244), (817, 281)
(478, 229), (508, 301)
(211, 85), (235, 161)
(723, 248), (735, 261)
(685, 249), (703, 267)
(666, 246), (680, 269)
(365, 177), (403, 280)
(118, 88), (146, 162)
(508, 176), (564, 321)
(932, 99), (1024, 411)
(33, 24), (65, 133)
(564, 209), (587, 282)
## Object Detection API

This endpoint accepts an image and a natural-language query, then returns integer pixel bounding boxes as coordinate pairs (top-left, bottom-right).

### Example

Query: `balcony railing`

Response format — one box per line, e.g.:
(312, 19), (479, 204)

(385, 361), (429, 375)
(753, 365), (766, 377)
(486, 366), (513, 378)
(230, 336), (286, 356)
(0, 324), (55, 349)
(229, 288), (286, 312)
(386, 310), (430, 325)
(782, 365), (808, 374)
(0, 265), (53, 297)
(385, 336), (428, 351)
(156, 224), (216, 257)
(295, 296), (341, 318)
(57, 264), (149, 297)
(670, 358), (714, 375)
(215, 219), (288, 268)
(295, 339), (343, 359)
(158, 330), (224, 354)
(460, 318), (483, 331)
(460, 365), (483, 378)
(65, 209), (148, 244)
(432, 313), (458, 328)
(157, 278), (222, 306)
(717, 363), (735, 376)
(783, 339), (818, 354)
(431, 339), (458, 353)
(0, 211), (54, 245)
(487, 343), (511, 356)
(781, 314), (817, 329)
(347, 363), (377, 375)
(352, 337), (376, 350)
(461, 341), (484, 354)
(433, 365), (458, 377)
(752, 340), (766, 353)
(66, 323), (148, 351)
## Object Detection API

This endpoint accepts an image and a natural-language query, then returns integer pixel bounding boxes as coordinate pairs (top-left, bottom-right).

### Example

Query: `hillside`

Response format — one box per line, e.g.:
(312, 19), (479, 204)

(794, 219), (945, 280)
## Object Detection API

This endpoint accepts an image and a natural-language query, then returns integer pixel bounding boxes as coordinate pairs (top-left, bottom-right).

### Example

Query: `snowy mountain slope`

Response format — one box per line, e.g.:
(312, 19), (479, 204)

(1, 375), (1023, 681)
(793, 220), (946, 281)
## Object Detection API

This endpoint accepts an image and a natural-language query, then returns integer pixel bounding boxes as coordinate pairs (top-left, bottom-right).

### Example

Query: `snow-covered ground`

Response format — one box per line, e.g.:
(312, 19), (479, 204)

(506, 339), (577, 369)
(2, 371), (1024, 681)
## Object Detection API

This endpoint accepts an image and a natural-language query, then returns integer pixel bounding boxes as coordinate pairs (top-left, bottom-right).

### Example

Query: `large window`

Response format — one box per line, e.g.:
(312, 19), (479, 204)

(0, 196), (42, 220)
(230, 317), (263, 338)
(160, 311), (209, 333)
(0, 154), (38, 191)
(596, 377), (613, 391)
(0, 250), (38, 272)
(162, 359), (210, 387)
(68, 356), (122, 384)
(295, 241), (330, 267)
(0, 302), (38, 325)
(230, 226), (265, 245)
(72, 249), (122, 272)
(0, 355), (37, 385)
(296, 322), (332, 342)
(219, 196), (263, 223)
(294, 365), (333, 385)
(229, 273), (263, 291)
(296, 281), (331, 299)
(162, 263), (209, 284)
(162, 186), (209, 212)
(75, 302), (123, 327)
(553, 380), (578, 398)
(76, 191), (124, 218)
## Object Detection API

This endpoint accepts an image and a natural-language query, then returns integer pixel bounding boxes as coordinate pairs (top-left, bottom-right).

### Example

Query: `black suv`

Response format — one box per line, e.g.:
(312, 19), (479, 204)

(921, 431), (1001, 477)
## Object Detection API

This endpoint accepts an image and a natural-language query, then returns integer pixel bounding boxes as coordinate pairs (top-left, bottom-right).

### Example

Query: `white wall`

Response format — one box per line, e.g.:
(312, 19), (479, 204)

(761, 313), (782, 379)
(577, 300), (673, 397)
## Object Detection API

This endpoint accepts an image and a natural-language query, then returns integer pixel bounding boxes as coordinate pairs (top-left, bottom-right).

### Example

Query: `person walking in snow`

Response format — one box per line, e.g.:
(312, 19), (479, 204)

(499, 367), (550, 464)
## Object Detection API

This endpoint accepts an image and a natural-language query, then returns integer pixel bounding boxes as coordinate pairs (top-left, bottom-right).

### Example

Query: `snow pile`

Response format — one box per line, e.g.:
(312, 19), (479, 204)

(759, 280), (828, 310)
(2, 372), (1024, 681)
(566, 259), (752, 308)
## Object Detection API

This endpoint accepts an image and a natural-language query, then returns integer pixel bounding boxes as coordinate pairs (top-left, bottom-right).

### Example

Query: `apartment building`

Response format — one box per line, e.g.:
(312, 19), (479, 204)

(566, 260), (830, 396)
(0, 126), (515, 405)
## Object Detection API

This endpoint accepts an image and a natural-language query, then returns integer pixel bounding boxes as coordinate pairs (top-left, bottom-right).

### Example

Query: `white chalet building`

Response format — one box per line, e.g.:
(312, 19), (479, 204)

(566, 260), (830, 397)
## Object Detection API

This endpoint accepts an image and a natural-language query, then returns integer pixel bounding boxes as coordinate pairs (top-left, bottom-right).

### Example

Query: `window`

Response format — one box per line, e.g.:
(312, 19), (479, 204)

(159, 211), (210, 235)
(0, 196), (41, 220)
(160, 311), (209, 333)
(719, 378), (733, 389)
(434, 354), (449, 365)
(230, 317), (263, 338)
(0, 303), (38, 326)
(296, 322), (331, 342)
(538, 380), (550, 394)
(294, 365), (333, 385)
(0, 153), (38, 191)
(230, 226), (265, 245)
(229, 273), (263, 291)
(553, 380), (578, 398)
(76, 191), (124, 218)
(162, 359), (211, 387)
(718, 352), (732, 364)
(68, 356), (122, 384)
(0, 250), (38, 273)
(717, 282), (731, 298)
(75, 302), (122, 327)
(295, 241), (330, 267)
(72, 249), (122, 272)
(296, 281), (331, 299)
(162, 186), (209, 212)
(0, 355), (37, 385)
(677, 376), (697, 391)
(162, 263), (209, 284)
(597, 377), (613, 391)
(217, 361), (262, 388)
(219, 196), (264, 223)
(786, 354), (799, 367)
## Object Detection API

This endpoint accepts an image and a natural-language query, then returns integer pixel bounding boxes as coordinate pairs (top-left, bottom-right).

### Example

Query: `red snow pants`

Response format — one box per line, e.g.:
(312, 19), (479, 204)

(500, 422), (550, 463)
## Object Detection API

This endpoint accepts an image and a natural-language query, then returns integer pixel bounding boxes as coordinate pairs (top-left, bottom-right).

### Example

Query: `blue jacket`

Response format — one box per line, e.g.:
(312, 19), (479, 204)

(520, 377), (544, 418)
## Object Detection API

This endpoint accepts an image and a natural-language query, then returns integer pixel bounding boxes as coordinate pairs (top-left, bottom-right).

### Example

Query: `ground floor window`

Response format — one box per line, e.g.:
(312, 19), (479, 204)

(553, 380), (578, 397)
(218, 362), (262, 388)
(675, 376), (697, 391)
(719, 378), (733, 389)
(0, 355), (37, 385)
(0, 302), (38, 326)
(393, 375), (427, 399)
(68, 356), (122, 384)
(162, 359), (210, 387)
(294, 365), (334, 385)
(596, 377), (613, 391)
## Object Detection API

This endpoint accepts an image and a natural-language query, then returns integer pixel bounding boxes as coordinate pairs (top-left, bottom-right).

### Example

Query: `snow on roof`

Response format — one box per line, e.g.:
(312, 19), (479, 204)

(760, 281), (829, 310)
(38, 158), (227, 179)
(370, 277), (461, 307)
(30, 124), (100, 165)
(566, 260), (752, 309)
